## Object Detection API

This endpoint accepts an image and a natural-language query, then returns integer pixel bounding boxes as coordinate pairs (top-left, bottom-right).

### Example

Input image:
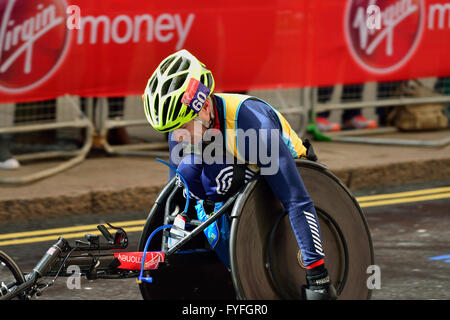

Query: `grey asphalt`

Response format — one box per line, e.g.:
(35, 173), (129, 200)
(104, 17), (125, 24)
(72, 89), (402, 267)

(0, 189), (448, 300)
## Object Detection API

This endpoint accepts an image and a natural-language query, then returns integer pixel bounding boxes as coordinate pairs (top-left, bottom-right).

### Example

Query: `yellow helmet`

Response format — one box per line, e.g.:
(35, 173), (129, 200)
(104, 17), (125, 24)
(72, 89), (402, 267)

(143, 49), (215, 132)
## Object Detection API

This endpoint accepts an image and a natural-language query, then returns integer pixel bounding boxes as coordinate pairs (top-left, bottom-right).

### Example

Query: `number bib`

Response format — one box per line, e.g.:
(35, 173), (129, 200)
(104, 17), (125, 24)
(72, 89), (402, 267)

(182, 78), (211, 113)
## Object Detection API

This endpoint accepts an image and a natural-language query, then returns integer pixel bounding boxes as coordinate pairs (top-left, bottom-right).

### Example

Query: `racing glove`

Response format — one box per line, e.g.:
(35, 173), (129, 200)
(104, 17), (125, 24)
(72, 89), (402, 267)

(303, 265), (337, 300)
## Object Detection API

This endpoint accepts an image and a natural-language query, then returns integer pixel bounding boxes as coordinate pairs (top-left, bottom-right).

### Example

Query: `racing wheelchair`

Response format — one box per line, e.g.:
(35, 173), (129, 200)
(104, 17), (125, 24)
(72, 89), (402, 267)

(0, 159), (374, 300)
(137, 158), (374, 300)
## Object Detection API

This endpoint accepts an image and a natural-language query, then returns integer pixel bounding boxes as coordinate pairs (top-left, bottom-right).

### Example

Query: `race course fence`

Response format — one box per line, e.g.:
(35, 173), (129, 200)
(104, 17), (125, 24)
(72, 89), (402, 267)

(0, 77), (449, 184)
(0, 95), (93, 184)
(310, 77), (450, 147)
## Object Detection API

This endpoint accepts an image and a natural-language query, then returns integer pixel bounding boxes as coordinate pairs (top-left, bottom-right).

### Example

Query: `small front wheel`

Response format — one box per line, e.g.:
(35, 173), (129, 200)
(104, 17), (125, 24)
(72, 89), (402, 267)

(0, 251), (26, 300)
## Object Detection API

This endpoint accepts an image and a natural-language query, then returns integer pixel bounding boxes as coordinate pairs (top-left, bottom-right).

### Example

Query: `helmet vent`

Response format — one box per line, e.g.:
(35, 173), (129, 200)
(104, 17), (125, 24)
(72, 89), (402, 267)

(161, 98), (169, 124)
(169, 57), (184, 74)
(171, 95), (183, 121)
(160, 57), (175, 73)
(162, 72), (187, 96)
(170, 72), (187, 92)
(146, 95), (150, 110)
(161, 79), (171, 96)
(149, 76), (158, 94)
(154, 94), (159, 119)
(168, 57), (191, 74)
(206, 73), (214, 89)
(179, 59), (191, 71)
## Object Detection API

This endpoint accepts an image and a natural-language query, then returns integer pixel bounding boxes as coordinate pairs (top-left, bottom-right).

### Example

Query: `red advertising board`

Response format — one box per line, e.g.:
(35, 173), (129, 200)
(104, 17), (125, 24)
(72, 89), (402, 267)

(0, 0), (449, 103)
(309, 0), (450, 86)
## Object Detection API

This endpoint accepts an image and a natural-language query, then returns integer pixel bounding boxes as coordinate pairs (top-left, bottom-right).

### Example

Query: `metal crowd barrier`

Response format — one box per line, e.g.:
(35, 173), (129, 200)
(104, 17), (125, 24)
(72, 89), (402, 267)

(97, 89), (310, 157)
(247, 88), (310, 138)
(309, 78), (450, 147)
(0, 95), (93, 184)
(95, 96), (169, 157)
(3, 78), (448, 185)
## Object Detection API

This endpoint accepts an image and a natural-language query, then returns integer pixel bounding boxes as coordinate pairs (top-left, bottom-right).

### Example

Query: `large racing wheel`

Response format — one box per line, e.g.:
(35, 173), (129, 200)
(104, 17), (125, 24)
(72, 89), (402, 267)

(229, 159), (374, 300)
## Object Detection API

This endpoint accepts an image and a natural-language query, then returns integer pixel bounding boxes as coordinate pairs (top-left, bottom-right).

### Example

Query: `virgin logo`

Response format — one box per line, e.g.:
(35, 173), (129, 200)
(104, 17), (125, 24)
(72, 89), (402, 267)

(0, 0), (70, 93)
(345, 0), (425, 74)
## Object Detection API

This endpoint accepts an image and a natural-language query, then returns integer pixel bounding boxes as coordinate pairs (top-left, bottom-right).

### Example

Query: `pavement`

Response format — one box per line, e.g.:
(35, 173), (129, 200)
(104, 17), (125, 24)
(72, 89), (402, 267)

(0, 129), (449, 224)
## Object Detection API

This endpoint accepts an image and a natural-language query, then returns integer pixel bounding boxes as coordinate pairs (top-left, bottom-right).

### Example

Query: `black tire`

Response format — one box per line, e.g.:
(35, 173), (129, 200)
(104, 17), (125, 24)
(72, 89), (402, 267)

(138, 179), (236, 300)
(0, 251), (26, 299)
(229, 159), (374, 300)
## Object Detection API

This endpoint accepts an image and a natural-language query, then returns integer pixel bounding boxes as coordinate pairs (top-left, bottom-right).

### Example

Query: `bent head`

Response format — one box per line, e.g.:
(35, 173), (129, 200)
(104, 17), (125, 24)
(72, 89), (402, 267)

(172, 97), (213, 144)
(142, 49), (215, 140)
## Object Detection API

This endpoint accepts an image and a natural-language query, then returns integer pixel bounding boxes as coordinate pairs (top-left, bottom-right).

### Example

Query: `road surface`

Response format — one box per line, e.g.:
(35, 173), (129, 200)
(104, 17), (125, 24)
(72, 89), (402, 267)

(0, 180), (448, 300)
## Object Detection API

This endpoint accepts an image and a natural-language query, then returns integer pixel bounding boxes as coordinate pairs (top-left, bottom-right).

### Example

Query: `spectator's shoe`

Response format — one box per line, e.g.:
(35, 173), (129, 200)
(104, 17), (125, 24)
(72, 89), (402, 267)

(316, 117), (341, 132)
(0, 158), (20, 170)
(344, 115), (378, 130)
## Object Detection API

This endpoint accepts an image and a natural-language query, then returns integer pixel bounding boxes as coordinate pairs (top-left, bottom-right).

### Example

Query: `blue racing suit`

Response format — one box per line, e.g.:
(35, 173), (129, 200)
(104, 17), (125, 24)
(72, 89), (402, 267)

(168, 93), (325, 270)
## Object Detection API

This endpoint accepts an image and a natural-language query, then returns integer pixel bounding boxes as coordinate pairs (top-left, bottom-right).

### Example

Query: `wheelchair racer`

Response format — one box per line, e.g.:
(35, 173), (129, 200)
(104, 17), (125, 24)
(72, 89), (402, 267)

(142, 49), (337, 300)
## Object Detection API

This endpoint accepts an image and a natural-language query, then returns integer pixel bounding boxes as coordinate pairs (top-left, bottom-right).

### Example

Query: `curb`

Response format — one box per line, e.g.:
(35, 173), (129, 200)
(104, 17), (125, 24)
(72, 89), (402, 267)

(0, 158), (449, 224)
(333, 158), (450, 191)
(0, 186), (164, 225)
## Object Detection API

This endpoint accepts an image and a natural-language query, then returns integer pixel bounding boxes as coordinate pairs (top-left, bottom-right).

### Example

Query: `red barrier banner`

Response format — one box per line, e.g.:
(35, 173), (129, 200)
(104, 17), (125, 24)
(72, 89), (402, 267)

(308, 0), (450, 86)
(0, 0), (449, 103)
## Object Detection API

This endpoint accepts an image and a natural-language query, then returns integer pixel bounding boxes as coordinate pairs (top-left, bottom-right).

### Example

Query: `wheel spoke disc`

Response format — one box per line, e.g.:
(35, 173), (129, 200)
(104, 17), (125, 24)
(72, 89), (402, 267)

(230, 160), (374, 300)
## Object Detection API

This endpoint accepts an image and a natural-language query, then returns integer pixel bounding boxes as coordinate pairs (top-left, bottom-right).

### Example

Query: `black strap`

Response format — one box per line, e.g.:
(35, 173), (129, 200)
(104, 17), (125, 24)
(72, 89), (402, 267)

(302, 138), (318, 162)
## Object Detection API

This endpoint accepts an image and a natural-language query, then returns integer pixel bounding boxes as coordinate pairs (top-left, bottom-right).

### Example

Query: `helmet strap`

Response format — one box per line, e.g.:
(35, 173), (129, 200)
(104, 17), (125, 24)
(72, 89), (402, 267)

(194, 97), (214, 129)
(194, 116), (211, 129)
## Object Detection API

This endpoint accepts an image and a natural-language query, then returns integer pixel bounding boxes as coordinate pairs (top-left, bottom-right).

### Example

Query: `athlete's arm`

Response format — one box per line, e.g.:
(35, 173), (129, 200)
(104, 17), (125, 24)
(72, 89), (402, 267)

(236, 100), (322, 266)
(236, 100), (312, 207)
